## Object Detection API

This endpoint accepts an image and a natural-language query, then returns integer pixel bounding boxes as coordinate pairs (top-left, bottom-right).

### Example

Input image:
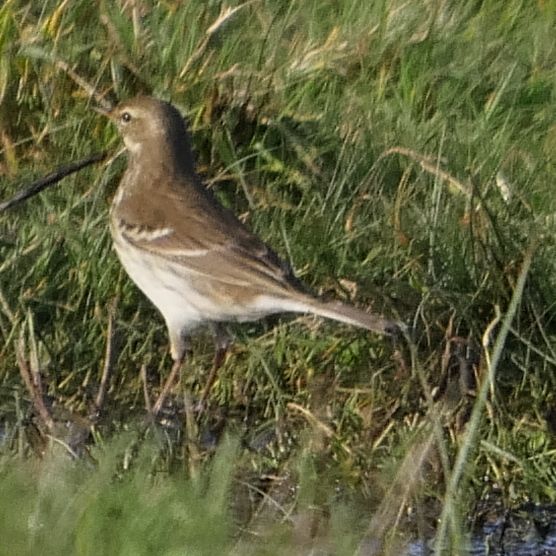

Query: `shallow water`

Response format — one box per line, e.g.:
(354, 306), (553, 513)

(406, 504), (556, 555)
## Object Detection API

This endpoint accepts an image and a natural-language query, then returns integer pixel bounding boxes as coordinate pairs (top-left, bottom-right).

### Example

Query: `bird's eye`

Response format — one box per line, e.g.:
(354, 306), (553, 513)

(121, 111), (132, 123)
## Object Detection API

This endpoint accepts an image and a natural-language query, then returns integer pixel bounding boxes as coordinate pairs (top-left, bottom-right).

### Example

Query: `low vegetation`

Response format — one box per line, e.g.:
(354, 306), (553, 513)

(1, 1), (555, 553)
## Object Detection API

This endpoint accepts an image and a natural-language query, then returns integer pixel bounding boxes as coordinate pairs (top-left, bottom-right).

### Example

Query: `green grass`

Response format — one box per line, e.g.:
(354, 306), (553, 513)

(1, 433), (399, 555)
(1, 0), (556, 553)
(1, 435), (235, 556)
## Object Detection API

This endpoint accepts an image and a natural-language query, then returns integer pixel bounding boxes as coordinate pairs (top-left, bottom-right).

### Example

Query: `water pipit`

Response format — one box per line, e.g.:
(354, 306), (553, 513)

(103, 96), (400, 413)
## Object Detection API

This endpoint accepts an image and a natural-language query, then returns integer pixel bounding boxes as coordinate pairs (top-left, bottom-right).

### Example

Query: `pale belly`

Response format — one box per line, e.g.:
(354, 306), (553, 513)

(113, 241), (212, 332)
(115, 241), (313, 325)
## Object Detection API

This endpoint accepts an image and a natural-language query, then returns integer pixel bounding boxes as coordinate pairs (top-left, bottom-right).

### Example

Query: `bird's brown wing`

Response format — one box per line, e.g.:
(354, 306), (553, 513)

(114, 175), (307, 297)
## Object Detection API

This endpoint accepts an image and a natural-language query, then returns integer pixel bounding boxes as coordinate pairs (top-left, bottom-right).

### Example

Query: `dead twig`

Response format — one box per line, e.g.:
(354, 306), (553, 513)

(379, 146), (472, 198)
(140, 364), (153, 415)
(54, 58), (114, 111)
(15, 334), (53, 431)
(287, 402), (336, 440)
(94, 300), (120, 415)
(0, 151), (107, 211)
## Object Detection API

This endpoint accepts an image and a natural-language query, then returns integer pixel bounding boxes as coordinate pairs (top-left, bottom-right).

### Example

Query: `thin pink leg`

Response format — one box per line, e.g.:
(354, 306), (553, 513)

(152, 357), (183, 416)
(198, 324), (231, 408)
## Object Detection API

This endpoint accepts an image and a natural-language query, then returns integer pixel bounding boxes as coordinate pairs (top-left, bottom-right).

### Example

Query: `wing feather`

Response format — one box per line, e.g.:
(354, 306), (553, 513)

(113, 173), (305, 296)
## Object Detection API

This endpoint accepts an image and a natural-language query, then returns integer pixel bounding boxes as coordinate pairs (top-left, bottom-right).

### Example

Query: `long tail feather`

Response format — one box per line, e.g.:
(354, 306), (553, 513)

(308, 300), (401, 336)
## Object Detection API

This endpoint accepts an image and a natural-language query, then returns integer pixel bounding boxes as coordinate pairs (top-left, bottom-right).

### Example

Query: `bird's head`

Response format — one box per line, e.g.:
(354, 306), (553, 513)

(101, 96), (191, 158)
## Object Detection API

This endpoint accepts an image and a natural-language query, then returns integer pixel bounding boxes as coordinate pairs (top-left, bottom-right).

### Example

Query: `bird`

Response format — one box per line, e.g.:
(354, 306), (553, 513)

(102, 95), (400, 414)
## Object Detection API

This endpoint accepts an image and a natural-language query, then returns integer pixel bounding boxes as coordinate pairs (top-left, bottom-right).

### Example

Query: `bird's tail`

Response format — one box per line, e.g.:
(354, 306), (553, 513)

(304, 299), (402, 336)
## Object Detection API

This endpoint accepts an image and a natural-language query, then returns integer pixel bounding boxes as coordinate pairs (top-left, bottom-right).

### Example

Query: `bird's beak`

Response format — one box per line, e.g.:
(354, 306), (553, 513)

(92, 101), (116, 119)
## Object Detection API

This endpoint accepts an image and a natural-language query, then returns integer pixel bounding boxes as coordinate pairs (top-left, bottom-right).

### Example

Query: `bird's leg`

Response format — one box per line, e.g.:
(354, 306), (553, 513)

(152, 327), (188, 416)
(152, 357), (183, 416)
(198, 323), (232, 409)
